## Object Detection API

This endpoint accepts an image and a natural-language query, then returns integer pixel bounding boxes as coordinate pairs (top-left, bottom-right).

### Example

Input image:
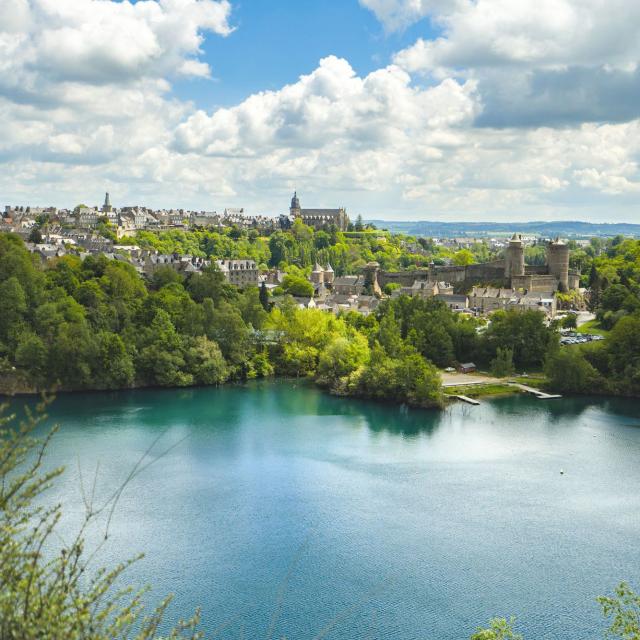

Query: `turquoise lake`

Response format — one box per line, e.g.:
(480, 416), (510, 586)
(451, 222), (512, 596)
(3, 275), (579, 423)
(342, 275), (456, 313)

(14, 382), (640, 639)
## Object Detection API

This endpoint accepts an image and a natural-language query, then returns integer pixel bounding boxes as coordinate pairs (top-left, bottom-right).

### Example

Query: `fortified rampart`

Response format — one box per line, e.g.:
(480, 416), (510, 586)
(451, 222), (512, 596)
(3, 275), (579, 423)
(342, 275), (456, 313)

(372, 234), (574, 294)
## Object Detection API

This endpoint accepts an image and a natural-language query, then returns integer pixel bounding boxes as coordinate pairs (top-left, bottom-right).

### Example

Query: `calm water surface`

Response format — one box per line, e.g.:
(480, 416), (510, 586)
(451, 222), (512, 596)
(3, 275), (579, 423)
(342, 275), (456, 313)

(13, 382), (640, 639)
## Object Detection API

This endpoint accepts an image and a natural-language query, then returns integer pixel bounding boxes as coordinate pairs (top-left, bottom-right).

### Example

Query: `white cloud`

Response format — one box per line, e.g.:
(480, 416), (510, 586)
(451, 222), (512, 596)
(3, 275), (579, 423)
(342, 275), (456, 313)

(392, 0), (640, 73)
(0, 0), (233, 88)
(358, 0), (462, 32)
(173, 56), (479, 156)
(389, 0), (640, 127)
(0, 0), (640, 221)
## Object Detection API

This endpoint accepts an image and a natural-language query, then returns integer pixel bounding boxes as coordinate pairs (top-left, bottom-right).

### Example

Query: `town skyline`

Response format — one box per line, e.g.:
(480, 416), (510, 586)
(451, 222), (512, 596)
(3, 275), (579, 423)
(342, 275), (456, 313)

(2, 0), (640, 222)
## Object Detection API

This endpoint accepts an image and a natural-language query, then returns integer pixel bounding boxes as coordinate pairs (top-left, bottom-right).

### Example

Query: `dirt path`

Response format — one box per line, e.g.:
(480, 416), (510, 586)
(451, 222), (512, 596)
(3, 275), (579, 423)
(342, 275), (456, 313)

(441, 372), (503, 387)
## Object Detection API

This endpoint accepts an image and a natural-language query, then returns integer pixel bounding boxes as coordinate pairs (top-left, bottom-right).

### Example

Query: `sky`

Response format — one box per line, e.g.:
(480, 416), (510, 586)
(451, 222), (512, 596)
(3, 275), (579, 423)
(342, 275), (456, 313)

(1, 0), (640, 222)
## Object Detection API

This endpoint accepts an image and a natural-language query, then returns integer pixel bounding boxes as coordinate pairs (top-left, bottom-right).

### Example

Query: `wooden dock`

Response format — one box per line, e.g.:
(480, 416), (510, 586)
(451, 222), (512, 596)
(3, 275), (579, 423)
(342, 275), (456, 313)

(453, 395), (481, 405)
(510, 383), (562, 399)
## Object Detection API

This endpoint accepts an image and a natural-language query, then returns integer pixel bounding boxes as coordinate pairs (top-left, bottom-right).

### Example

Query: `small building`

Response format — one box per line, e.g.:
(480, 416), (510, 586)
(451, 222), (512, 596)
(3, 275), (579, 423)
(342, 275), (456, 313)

(435, 293), (469, 310)
(333, 275), (364, 296)
(458, 362), (477, 374)
(216, 259), (259, 287)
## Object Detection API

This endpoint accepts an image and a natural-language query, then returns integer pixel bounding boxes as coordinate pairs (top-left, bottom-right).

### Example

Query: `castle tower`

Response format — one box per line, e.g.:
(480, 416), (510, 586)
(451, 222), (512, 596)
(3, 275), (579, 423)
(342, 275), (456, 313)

(290, 191), (301, 218)
(363, 261), (382, 296)
(310, 262), (324, 285)
(547, 238), (570, 292)
(505, 233), (525, 279)
(324, 264), (334, 285)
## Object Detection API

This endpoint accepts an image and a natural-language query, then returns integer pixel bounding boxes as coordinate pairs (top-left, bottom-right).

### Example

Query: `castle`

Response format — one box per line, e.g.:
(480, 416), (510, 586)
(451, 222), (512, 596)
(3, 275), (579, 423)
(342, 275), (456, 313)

(289, 192), (350, 231)
(371, 233), (579, 293)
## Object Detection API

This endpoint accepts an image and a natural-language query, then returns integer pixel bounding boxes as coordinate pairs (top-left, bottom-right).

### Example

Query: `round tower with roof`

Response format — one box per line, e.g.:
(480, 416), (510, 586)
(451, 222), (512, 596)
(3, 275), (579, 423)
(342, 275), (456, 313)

(311, 262), (324, 285)
(547, 238), (570, 292)
(504, 233), (525, 280)
(324, 263), (334, 285)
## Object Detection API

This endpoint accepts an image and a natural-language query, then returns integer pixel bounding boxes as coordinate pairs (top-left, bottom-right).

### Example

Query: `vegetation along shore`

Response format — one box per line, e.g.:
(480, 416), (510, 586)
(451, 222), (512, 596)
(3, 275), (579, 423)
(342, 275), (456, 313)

(1, 227), (639, 405)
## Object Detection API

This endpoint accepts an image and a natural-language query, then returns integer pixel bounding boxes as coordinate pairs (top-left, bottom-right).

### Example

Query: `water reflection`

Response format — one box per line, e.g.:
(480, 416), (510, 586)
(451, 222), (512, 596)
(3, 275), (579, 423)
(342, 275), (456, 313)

(4, 381), (640, 640)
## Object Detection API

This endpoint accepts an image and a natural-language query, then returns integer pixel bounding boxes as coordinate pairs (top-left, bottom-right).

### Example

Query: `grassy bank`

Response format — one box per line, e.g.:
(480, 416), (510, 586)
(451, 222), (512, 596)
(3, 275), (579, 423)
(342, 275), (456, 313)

(509, 375), (548, 390)
(444, 383), (521, 399)
(577, 319), (609, 336)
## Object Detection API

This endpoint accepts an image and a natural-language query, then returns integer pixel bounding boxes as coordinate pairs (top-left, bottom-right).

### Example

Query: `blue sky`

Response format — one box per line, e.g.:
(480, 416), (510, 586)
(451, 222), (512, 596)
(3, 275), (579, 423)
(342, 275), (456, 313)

(1, 0), (640, 221)
(174, 1), (439, 110)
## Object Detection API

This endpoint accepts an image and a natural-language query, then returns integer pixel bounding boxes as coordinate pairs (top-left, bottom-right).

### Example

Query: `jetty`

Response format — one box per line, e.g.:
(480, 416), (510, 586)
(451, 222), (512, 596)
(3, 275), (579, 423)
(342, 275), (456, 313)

(510, 383), (562, 400)
(453, 395), (481, 405)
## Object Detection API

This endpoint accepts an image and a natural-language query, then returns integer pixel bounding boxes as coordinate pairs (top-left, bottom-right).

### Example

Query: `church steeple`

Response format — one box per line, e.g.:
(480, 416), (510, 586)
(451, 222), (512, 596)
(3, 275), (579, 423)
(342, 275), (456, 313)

(290, 191), (300, 211)
(103, 192), (112, 212)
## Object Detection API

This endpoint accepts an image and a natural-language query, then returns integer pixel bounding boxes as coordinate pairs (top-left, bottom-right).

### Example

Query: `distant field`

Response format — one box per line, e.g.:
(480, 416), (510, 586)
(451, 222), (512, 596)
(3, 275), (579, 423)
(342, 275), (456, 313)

(367, 219), (640, 238)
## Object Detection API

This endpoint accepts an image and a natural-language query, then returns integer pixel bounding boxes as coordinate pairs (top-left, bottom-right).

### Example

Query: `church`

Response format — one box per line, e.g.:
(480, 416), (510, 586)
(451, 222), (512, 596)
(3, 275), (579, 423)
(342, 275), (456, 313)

(289, 192), (350, 231)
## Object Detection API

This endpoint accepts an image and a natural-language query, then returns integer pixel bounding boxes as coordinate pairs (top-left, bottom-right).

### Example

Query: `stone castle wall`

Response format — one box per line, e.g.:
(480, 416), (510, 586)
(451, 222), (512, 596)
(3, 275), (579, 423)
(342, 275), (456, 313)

(375, 250), (572, 293)
(377, 261), (508, 289)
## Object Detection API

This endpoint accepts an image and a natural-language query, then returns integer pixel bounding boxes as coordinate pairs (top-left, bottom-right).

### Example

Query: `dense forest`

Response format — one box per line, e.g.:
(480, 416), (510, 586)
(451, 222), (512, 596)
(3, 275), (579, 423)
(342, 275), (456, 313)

(0, 233), (563, 407)
(546, 237), (640, 397)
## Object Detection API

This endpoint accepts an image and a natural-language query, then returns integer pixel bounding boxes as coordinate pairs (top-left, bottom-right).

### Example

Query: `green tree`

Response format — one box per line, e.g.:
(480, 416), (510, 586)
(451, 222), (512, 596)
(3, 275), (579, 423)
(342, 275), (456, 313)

(259, 281), (270, 311)
(470, 618), (523, 640)
(203, 301), (251, 369)
(602, 284), (630, 313)
(96, 331), (135, 389)
(0, 405), (202, 639)
(0, 276), (27, 342)
(28, 226), (43, 243)
(384, 282), (401, 296)
(238, 286), (268, 329)
(544, 349), (601, 394)
(376, 306), (403, 357)
(490, 347), (515, 378)
(137, 310), (191, 387)
(317, 333), (370, 386)
(483, 310), (557, 370)
(606, 315), (640, 395)
(14, 332), (47, 385)
(187, 265), (235, 305)
(268, 231), (292, 267)
(185, 336), (229, 384)
(598, 582), (640, 640)
(151, 266), (184, 290)
(453, 249), (475, 266)
(408, 321), (454, 368)
(280, 274), (314, 297)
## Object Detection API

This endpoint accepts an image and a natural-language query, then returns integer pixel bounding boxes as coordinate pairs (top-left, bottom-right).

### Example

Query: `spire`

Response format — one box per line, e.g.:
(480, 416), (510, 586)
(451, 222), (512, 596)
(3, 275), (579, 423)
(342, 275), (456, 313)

(102, 192), (113, 213)
(290, 191), (300, 211)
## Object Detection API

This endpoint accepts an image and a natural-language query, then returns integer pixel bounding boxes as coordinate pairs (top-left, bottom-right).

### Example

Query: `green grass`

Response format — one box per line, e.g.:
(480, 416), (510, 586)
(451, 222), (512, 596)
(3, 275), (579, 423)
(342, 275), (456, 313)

(577, 319), (609, 336)
(444, 383), (521, 398)
(509, 376), (548, 390)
